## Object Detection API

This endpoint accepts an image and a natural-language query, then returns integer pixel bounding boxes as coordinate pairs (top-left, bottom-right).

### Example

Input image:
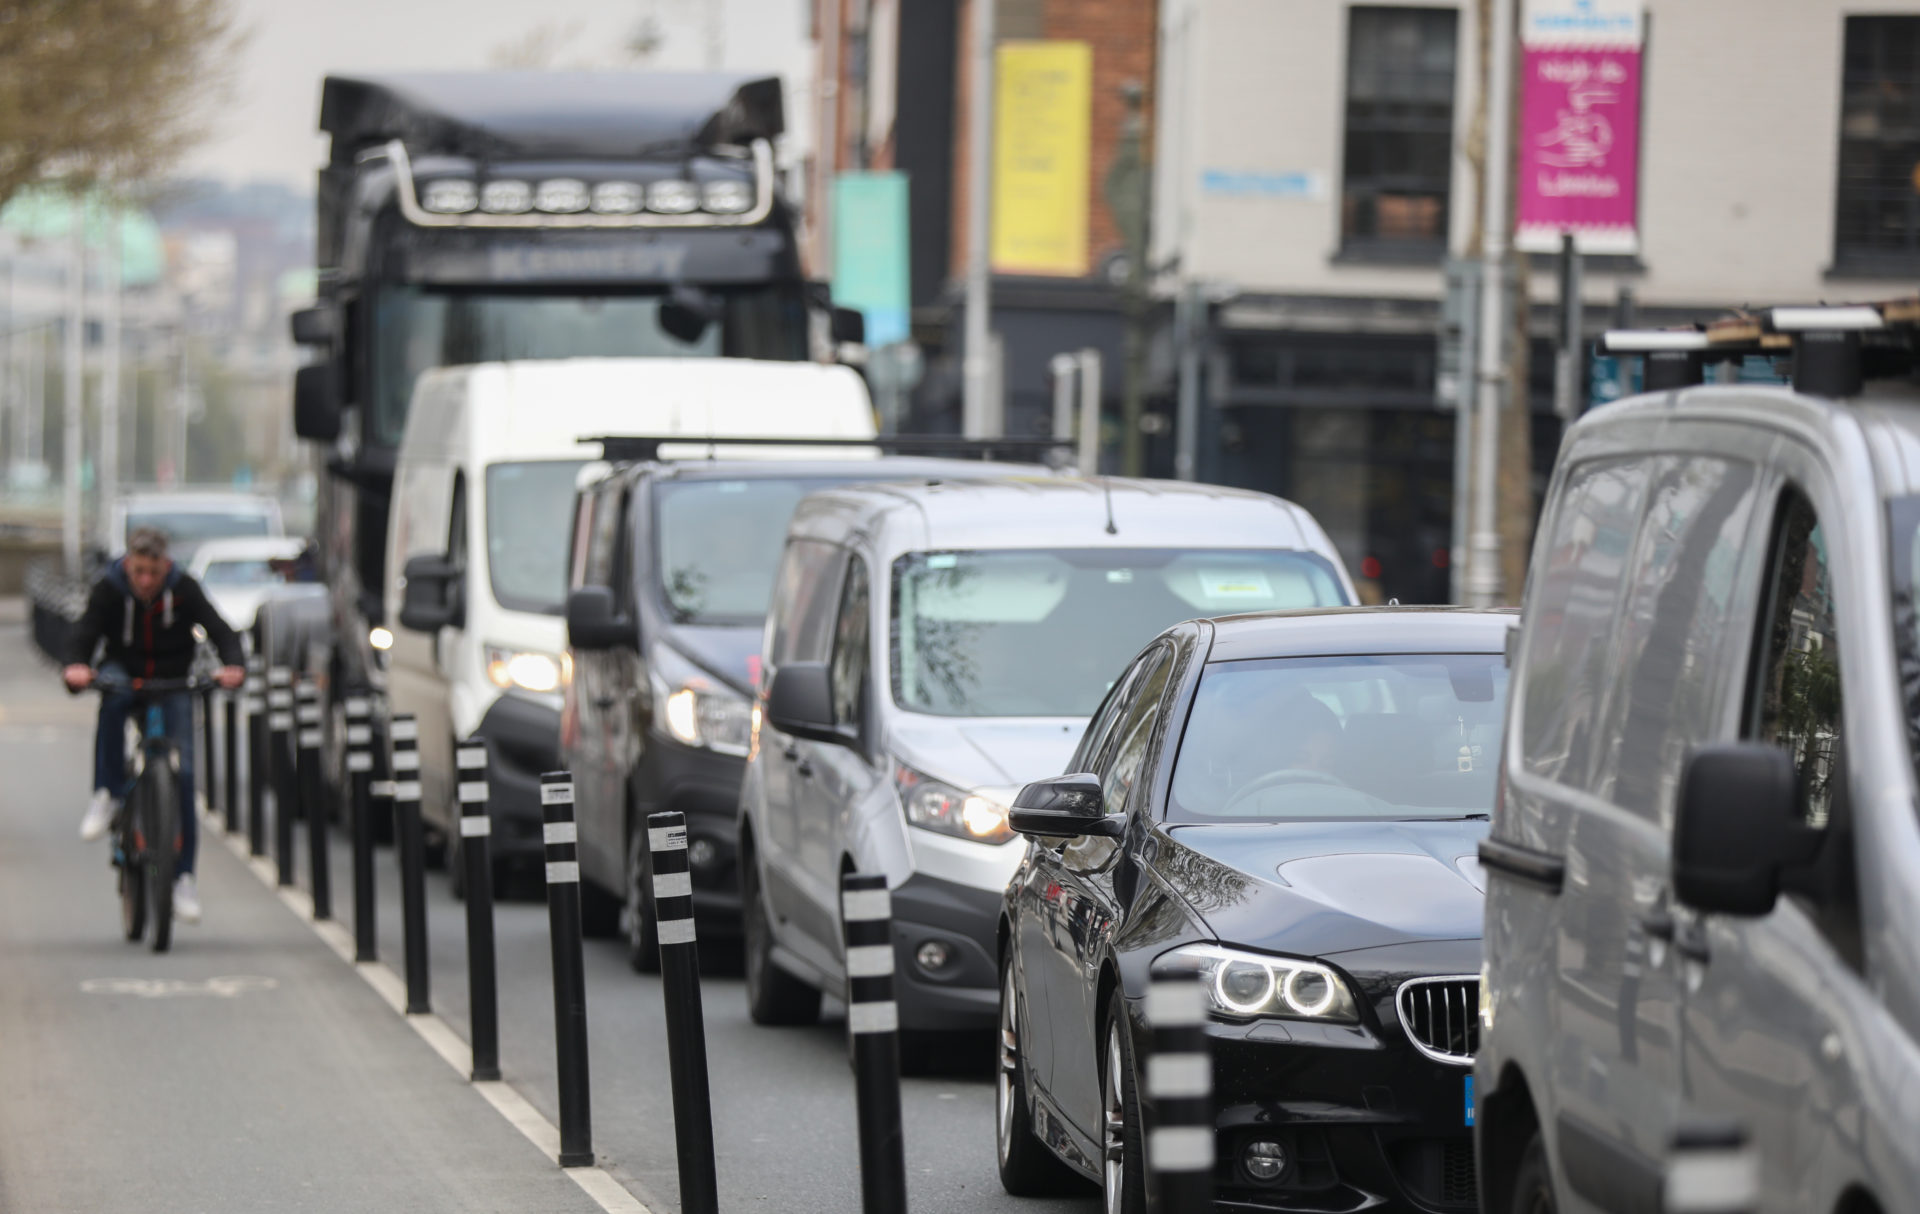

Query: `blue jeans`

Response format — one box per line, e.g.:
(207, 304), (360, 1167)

(94, 664), (197, 876)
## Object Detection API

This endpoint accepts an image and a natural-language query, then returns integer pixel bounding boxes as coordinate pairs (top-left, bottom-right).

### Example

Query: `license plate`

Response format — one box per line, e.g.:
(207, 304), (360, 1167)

(1464, 1075), (1475, 1127)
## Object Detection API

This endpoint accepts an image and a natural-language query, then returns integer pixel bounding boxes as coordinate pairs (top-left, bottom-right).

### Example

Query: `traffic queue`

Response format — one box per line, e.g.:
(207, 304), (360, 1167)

(154, 293), (1920, 1214)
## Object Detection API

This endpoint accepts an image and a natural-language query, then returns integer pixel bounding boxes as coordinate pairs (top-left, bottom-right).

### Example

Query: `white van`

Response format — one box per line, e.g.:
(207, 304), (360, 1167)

(386, 357), (876, 881)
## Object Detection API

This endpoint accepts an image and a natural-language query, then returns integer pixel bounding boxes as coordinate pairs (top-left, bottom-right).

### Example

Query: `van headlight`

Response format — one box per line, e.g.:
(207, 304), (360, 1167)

(485, 645), (564, 694)
(1153, 943), (1359, 1023)
(650, 648), (751, 756)
(893, 762), (1013, 844)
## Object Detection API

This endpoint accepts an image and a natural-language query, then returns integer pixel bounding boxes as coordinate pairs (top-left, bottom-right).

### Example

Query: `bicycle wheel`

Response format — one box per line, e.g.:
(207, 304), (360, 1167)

(119, 788), (146, 943)
(146, 758), (179, 954)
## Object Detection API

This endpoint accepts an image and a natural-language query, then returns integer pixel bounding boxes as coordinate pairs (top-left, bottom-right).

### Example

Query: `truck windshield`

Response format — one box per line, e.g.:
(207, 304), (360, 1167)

(486, 461), (587, 613)
(370, 286), (809, 447)
(653, 478), (849, 627)
(891, 548), (1349, 717)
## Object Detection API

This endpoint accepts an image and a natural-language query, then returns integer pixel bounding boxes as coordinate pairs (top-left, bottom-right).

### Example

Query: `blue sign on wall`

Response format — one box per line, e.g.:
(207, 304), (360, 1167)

(833, 172), (911, 347)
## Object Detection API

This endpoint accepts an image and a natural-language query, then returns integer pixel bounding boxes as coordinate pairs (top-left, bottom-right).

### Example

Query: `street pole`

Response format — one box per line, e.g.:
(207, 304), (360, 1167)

(61, 199), (84, 574)
(1174, 279), (1202, 481)
(1467, 0), (1515, 608)
(98, 216), (120, 548)
(961, 0), (996, 438)
(817, 0), (839, 276)
(1107, 81), (1151, 477)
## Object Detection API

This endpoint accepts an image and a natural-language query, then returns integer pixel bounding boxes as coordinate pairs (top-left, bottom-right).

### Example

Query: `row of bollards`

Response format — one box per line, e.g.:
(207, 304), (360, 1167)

(201, 691), (1220, 1211)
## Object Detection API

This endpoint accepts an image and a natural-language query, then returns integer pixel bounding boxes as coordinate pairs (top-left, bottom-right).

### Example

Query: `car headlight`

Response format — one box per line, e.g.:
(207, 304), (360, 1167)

(649, 650), (751, 756)
(893, 762), (1013, 845)
(485, 645), (563, 694)
(1153, 943), (1359, 1023)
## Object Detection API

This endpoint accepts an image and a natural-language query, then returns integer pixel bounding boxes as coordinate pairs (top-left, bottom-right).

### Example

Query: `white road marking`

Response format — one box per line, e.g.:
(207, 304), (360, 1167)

(212, 822), (656, 1213)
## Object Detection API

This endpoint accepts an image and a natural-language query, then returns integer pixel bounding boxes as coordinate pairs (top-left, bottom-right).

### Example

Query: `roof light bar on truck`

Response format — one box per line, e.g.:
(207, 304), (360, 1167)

(584, 435), (1078, 466)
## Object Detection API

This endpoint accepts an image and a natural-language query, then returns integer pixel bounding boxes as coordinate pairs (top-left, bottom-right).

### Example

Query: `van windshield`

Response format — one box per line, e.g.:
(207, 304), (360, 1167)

(1893, 496), (1920, 775)
(890, 548), (1348, 717)
(1169, 653), (1508, 821)
(653, 478), (852, 626)
(486, 461), (586, 613)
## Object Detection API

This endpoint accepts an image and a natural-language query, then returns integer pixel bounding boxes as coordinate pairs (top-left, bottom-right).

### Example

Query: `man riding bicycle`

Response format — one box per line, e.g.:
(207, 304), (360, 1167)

(62, 527), (246, 924)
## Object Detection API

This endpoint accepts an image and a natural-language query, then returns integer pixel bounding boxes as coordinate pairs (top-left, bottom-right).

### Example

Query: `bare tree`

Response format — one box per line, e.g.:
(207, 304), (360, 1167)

(0, 0), (237, 207)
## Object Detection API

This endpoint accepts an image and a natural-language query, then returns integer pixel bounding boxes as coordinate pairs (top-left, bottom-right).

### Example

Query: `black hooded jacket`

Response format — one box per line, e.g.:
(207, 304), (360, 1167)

(64, 558), (245, 679)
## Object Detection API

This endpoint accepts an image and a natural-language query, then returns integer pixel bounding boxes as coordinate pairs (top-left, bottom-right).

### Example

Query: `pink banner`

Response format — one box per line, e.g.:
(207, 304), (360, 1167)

(1516, 47), (1640, 253)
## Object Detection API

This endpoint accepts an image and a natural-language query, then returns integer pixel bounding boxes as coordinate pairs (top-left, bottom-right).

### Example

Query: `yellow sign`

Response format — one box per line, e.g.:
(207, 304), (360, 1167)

(992, 41), (1092, 277)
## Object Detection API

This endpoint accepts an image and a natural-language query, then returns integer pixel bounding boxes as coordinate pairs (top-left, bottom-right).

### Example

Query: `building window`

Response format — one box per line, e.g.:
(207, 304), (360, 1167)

(1340, 6), (1459, 261)
(1835, 16), (1920, 273)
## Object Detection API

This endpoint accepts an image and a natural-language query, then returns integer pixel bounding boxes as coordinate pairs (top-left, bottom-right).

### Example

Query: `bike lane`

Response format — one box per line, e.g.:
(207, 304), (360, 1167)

(0, 656), (610, 1214)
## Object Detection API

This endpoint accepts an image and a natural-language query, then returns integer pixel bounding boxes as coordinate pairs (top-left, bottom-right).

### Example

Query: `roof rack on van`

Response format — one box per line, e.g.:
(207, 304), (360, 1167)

(1595, 294), (1920, 398)
(584, 434), (1075, 465)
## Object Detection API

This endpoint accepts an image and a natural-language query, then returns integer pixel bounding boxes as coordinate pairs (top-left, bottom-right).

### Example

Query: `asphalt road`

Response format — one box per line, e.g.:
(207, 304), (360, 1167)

(0, 609), (1100, 1214)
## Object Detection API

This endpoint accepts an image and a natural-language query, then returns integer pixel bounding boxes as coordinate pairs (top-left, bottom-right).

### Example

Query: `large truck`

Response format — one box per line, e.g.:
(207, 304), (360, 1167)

(288, 71), (858, 794)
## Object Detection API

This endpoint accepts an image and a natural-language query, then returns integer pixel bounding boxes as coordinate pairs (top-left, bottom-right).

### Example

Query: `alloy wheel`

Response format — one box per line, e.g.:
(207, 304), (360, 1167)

(997, 966), (1019, 1163)
(1104, 1025), (1125, 1214)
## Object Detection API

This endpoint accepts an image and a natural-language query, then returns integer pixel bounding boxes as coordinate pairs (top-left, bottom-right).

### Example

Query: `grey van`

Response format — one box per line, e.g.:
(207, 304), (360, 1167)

(1477, 307), (1920, 1214)
(740, 476), (1356, 1041)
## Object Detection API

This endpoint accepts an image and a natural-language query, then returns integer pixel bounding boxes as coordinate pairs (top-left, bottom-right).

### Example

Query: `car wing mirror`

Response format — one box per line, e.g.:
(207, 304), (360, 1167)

(765, 661), (852, 746)
(1672, 743), (1822, 916)
(566, 586), (633, 652)
(1010, 773), (1122, 838)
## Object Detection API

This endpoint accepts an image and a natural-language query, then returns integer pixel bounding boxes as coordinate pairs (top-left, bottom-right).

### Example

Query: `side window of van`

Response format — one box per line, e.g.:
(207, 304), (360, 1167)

(448, 473), (468, 567)
(1590, 456), (1763, 823)
(1749, 491), (1844, 828)
(1520, 459), (1651, 791)
(830, 556), (871, 727)
(767, 539), (845, 667)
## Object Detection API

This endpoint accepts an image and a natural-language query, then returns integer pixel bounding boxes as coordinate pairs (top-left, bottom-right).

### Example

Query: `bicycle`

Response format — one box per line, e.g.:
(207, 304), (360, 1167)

(87, 671), (217, 953)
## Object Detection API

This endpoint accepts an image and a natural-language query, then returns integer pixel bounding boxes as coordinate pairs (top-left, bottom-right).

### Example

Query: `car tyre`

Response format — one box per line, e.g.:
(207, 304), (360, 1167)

(1510, 1129), (1556, 1214)
(742, 853), (820, 1025)
(997, 954), (1081, 1195)
(1102, 990), (1147, 1214)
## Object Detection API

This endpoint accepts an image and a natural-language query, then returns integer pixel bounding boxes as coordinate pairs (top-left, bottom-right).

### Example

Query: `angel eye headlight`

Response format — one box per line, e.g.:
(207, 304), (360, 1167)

(1155, 943), (1358, 1024)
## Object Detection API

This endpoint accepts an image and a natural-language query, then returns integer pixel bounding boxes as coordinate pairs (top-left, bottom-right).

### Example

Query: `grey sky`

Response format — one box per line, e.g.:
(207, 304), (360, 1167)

(186, 0), (814, 190)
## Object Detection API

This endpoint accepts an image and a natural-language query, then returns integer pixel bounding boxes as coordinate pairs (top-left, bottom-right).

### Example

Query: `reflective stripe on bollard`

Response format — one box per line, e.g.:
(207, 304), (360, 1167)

(458, 738), (500, 1082)
(391, 713), (430, 1015)
(296, 680), (330, 921)
(541, 771), (593, 1167)
(648, 810), (719, 1214)
(345, 695), (377, 964)
(1146, 973), (1215, 1211)
(244, 655), (267, 858)
(842, 872), (908, 1214)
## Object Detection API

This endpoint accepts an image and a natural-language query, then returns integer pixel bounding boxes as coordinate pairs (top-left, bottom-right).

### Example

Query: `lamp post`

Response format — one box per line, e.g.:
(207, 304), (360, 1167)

(1104, 81), (1152, 478)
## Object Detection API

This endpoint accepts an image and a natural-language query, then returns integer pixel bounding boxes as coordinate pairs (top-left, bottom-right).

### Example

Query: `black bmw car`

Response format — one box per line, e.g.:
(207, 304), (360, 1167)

(995, 607), (1516, 1213)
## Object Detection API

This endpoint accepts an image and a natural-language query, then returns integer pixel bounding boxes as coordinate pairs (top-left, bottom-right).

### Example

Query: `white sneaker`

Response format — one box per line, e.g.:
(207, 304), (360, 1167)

(173, 874), (202, 925)
(80, 790), (116, 842)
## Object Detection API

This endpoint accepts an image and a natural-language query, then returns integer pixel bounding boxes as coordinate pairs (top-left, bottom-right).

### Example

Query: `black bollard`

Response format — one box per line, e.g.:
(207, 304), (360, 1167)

(648, 811), (719, 1214)
(391, 714), (430, 1014)
(540, 771), (593, 1168)
(222, 685), (241, 835)
(297, 679), (331, 920)
(245, 654), (267, 857)
(1146, 972), (1215, 1211)
(268, 666), (295, 886)
(458, 738), (500, 1082)
(345, 694), (377, 963)
(841, 872), (908, 1214)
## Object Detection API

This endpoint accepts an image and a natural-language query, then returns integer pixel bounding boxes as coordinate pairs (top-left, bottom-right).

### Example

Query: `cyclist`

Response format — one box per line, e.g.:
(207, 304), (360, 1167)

(61, 527), (246, 924)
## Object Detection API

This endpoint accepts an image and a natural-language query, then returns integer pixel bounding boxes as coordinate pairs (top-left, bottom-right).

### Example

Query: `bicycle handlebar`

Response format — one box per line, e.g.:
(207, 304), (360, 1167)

(82, 671), (222, 697)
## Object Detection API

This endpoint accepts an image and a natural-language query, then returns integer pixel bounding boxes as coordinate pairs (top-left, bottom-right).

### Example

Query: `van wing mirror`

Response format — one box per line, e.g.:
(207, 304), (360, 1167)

(290, 305), (335, 347)
(399, 554), (461, 633)
(830, 306), (866, 345)
(566, 586), (633, 651)
(293, 364), (341, 442)
(1672, 743), (1820, 916)
(1010, 773), (1121, 838)
(765, 662), (845, 745)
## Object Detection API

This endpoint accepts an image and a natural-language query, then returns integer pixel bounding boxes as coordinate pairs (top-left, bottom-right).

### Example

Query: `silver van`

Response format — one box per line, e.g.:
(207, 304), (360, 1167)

(738, 476), (1356, 1042)
(1477, 306), (1920, 1214)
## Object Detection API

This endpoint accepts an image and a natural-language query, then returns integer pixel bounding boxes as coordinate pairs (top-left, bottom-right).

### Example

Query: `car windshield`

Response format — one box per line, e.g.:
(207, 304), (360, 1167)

(891, 548), (1349, 717)
(200, 559), (280, 586)
(486, 461), (587, 613)
(654, 478), (853, 626)
(1169, 652), (1509, 822)
(126, 510), (273, 564)
(370, 286), (810, 447)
